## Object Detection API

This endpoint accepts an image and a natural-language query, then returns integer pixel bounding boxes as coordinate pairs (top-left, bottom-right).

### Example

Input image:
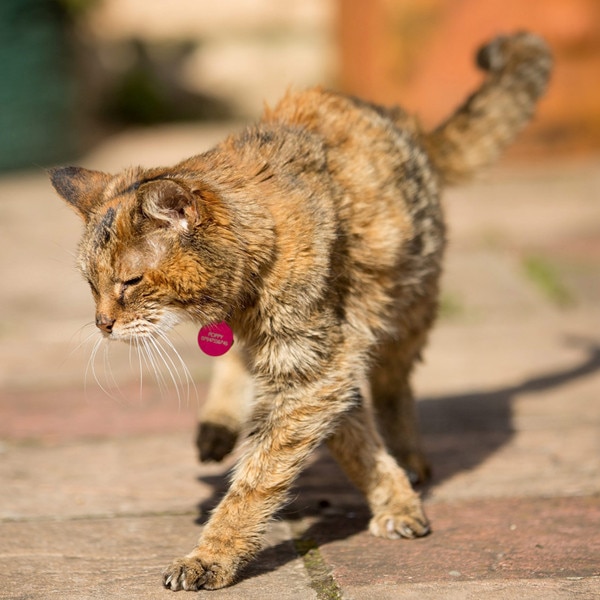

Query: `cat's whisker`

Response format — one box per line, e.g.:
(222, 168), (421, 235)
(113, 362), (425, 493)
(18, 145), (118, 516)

(135, 336), (156, 391)
(156, 329), (198, 407)
(101, 340), (113, 391)
(128, 335), (134, 370)
(147, 335), (184, 409)
(64, 324), (100, 382)
(139, 335), (170, 399)
(87, 337), (121, 401)
(143, 335), (175, 391)
(134, 337), (145, 401)
(98, 340), (126, 403)
(105, 340), (129, 403)
(84, 335), (101, 396)
(68, 322), (98, 357)
(155, 337), (186, 405)
(153, 331), (196, 409)
(86, 336), (102, 387)
(163, 333), (196, 401)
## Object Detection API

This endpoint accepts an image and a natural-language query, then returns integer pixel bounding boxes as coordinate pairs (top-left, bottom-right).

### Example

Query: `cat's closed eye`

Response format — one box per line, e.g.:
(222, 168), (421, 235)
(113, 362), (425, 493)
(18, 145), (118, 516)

(87, 280), (99, 297)
(118, 275), (144, 304)
(123, 275), (143, 288)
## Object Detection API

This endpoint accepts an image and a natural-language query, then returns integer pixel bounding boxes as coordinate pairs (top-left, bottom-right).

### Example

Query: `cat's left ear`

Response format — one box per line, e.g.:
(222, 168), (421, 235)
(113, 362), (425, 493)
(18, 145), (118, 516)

(138, 179), (200, 231)
(49, 166), (112, 221)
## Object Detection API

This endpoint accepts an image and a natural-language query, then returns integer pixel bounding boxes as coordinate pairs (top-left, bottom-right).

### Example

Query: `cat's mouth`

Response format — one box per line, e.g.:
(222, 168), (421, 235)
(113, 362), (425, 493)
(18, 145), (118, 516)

(87, 312), (195, 404)
(98, 311), (184, 342)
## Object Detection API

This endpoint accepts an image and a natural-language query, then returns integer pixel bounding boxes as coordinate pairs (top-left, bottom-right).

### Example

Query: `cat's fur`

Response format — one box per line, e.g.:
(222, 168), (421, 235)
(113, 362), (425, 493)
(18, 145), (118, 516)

(50, 33), (551, 591)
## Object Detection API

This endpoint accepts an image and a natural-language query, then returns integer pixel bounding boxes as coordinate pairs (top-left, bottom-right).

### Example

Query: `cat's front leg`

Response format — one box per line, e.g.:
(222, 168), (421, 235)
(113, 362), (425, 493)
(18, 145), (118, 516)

(196, 347), (253, 462)
(164, 379), (357, 591)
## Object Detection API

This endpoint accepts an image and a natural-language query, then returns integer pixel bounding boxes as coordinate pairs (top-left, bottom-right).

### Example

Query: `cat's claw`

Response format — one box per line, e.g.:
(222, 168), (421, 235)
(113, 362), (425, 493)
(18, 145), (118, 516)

(163, 558), (202, 591)
(369, 509), (431, 540)
(163, 552), (238, 591)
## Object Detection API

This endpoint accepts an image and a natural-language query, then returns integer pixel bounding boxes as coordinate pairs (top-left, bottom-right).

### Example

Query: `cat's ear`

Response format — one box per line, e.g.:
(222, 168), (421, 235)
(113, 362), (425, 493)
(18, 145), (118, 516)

(138, 179), (200, 230)
(49, 166), (112, 220)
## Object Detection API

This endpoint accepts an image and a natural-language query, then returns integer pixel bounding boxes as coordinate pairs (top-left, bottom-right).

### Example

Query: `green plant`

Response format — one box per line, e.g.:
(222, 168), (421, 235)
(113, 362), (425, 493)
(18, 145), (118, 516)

(522, 255), (574, 308)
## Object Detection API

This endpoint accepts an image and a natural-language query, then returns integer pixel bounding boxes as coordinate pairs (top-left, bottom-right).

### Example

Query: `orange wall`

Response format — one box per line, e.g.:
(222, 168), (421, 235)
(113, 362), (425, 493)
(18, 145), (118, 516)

(338, 0), (600, 158)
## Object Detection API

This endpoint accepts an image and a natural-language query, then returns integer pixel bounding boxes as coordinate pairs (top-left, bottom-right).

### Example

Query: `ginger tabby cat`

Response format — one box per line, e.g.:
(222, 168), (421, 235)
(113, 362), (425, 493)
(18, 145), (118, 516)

(50, 33), (551, 590)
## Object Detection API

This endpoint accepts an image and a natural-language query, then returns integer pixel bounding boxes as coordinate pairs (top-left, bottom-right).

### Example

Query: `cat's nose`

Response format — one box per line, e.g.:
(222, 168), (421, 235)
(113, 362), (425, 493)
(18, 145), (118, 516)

(96, 314), (115, 334)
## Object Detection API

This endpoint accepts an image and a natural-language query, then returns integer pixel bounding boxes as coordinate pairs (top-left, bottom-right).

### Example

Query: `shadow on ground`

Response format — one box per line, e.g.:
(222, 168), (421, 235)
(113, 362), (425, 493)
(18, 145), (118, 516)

(191, 337), (600, 584)
(418, 336), (600, 484)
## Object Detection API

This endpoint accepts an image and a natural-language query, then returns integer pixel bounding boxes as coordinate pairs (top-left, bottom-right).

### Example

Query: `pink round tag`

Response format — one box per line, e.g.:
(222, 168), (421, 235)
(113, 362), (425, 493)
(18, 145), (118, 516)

(197, 322), (234, 357)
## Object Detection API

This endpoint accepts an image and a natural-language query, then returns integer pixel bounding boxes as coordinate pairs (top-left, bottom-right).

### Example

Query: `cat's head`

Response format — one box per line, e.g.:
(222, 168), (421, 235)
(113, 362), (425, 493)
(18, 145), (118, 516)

(50, 166), (241, 341)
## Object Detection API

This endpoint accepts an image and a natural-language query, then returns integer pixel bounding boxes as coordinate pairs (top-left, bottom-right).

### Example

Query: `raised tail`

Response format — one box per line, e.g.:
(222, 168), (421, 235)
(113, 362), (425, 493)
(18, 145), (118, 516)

(424, 32), (553, 184)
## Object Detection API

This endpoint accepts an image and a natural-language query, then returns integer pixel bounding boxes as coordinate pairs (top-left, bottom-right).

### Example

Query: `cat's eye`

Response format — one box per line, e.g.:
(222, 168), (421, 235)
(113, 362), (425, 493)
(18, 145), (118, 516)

(87, 280), (99, 297)
(118, 275), (143, 304)
(123, 275), (143, 288)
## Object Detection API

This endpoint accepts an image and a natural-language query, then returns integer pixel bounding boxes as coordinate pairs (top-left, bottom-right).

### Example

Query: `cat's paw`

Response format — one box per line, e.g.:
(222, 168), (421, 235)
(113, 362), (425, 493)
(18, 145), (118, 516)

(369, 503), (430, 539)
(196, 421), (239, 462)
(163, 552), (237, 591)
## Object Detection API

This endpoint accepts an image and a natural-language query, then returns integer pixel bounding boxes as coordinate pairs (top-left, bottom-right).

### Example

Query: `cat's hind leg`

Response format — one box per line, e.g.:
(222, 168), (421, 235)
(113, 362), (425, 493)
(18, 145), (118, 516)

(369, 333), (431, 483)
(327, 396), (430, 539)
(196, 347), (252, 462)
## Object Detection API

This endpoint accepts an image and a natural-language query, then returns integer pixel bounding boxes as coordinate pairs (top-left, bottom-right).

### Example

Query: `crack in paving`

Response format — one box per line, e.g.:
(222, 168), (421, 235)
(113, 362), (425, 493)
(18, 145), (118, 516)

(293, 535), (343, 600)
(0, 508), (197, 524)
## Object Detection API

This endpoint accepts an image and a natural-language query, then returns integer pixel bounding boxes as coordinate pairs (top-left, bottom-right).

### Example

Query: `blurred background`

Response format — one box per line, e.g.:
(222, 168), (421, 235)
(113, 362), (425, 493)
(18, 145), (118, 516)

(1, 7), (599, 593)
(0, 0), (598, 440)
(1, 0), (599, 172)
(0, 0), (336, 171)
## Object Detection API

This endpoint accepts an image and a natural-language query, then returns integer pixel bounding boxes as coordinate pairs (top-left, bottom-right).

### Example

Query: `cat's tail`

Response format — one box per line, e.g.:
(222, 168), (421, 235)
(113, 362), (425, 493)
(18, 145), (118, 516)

(423, 32), (552, 184)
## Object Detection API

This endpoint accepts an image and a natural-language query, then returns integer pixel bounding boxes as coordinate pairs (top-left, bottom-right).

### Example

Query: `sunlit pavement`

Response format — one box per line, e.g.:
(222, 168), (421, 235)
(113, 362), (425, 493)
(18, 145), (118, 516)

(0, 124), (598, 598)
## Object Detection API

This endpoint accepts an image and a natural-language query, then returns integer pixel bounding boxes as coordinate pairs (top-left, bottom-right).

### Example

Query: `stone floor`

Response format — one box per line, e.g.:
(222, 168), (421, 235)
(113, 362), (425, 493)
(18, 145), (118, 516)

(0, 123), (598, 598)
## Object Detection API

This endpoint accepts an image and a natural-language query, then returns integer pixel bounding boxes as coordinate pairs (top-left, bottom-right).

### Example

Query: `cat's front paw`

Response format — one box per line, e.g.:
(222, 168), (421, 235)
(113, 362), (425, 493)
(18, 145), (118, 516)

(196, 421), (239, 462)
(163, 551), (237, 591)
(369, 502), (431, 540)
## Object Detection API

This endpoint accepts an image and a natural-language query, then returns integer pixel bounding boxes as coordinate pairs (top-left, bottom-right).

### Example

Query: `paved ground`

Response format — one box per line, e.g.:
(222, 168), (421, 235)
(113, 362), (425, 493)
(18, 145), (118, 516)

(0, 123), (599, 599)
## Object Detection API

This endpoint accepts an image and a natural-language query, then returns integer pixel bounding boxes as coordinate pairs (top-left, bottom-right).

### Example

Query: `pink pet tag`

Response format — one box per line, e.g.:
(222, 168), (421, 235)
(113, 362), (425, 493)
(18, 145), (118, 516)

(197, 322), (234, 357)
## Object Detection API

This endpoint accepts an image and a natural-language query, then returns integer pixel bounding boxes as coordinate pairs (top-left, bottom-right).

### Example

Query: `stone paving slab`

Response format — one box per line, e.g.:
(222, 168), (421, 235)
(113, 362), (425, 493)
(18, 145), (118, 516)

(0, 435), (211, 521)
(0, 384), (202, 442)
(2, 435), (598, 599)
(341, 578), (600, 600)
(0, 517), (313, 600)
(312, 497), (600, 587)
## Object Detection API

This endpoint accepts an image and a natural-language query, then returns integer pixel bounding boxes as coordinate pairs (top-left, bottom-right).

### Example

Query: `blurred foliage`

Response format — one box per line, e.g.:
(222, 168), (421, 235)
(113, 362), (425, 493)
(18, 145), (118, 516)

(103, 40), (233, 125)
(438, 292), (465, 321)
(57, 0), (100, 18)
(522, 256), (574, 308)
(109, 66), (174, 125)
(0, 0), (79, 170)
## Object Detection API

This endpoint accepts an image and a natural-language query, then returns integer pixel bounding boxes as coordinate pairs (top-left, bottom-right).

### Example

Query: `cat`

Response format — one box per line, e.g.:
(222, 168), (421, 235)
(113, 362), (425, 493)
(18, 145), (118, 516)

(50, 32), (551, 591)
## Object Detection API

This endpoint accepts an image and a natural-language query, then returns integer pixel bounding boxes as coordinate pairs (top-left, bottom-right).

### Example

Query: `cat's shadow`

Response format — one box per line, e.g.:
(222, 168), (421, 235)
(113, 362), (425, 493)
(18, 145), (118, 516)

(195, 336), (600, 584)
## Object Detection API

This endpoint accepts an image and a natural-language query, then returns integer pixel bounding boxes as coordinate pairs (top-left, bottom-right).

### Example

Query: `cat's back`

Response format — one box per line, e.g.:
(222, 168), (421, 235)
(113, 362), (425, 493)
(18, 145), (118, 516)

(260, 88), (444, 333)
(262, 87), (417, 152)
(263, 87), (441, 262)
(262, 87), (437, 219)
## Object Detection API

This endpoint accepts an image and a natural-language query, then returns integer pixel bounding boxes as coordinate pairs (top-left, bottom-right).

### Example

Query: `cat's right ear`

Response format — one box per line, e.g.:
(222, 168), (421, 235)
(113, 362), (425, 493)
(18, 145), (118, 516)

(138, 179), (201, 231)
(48, 166), (112, 221)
